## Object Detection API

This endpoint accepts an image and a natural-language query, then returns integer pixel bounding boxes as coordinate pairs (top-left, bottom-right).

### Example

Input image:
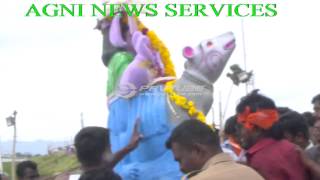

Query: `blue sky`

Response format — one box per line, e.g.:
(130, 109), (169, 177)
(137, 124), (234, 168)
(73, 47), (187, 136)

(0, 0), (320, 141)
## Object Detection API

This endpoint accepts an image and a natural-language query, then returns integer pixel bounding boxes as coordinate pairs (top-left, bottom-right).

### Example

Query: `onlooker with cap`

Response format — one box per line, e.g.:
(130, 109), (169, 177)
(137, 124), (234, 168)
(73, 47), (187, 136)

(236, 90), (308, 180)
(16, 160), (40, 180)
(166, 119), (264, 180)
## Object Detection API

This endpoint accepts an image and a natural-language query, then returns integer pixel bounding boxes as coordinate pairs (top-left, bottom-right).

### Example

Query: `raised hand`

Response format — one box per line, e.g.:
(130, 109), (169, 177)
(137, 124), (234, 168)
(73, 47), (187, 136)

(127, 117), (143, 151)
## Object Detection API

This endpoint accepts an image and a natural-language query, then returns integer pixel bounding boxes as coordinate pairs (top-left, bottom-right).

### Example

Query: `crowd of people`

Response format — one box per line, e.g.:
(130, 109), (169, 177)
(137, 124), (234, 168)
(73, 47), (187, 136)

(3, 91), (320, 180)
(165, 91), (320, 180)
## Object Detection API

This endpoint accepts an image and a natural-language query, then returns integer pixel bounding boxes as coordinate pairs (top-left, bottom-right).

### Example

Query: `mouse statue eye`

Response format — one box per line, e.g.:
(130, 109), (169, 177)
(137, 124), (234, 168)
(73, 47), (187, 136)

(207, 41), (213, 47)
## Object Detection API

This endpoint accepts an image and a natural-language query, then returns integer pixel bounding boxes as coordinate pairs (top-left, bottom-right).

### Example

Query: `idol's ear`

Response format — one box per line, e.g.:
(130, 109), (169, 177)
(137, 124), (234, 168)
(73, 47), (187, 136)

(127, 15), (138, 34)
(182, 46), (195, 60)
(109, 16), (127, 47)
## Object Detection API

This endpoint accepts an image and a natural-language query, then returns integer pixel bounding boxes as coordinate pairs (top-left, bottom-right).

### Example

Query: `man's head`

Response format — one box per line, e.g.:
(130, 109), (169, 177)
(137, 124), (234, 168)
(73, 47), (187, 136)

(312, 120), (320, 145)
(278, 111), (310, 149)
(74, 127), (110, 167)
(302, 112), (317, 128)
(16, 161), (39, 180)
(166, 120), (221, 174)
(236, 90), (279, 149)
(312, 94), (320, 119)
(224, 115), (241, 144)
(302, 112), (317, 145)
(79, 167), (120, 180)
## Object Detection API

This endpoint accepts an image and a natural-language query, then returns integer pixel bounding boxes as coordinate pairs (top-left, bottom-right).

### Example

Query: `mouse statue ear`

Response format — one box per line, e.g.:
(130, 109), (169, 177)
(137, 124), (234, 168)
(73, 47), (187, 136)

(182, 46), (195, 60)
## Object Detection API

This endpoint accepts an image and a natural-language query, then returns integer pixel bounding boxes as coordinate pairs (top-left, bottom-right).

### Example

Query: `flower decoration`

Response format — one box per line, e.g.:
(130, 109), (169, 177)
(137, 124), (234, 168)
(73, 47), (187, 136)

(165, 80), (212, 128)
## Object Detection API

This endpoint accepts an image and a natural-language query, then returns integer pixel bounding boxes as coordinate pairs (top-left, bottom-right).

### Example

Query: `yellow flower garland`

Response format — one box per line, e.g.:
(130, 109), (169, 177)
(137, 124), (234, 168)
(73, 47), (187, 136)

(164, 80), (208, 123)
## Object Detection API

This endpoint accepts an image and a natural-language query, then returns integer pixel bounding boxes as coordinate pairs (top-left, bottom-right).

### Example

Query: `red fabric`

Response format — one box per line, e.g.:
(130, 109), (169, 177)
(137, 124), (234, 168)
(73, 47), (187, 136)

(237, 106), (279, 130)
(246, 138), (308, 180)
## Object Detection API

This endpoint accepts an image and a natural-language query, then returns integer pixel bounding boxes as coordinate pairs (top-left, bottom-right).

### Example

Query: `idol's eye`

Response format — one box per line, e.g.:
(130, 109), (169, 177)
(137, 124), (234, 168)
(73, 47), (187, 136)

(207, 41), (213, 47)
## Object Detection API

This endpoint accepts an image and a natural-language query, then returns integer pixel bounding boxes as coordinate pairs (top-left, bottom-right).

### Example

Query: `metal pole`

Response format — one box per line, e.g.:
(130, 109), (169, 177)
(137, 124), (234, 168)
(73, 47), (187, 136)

(222, 84), (234, 121)
(11, 111), (17, 180)
(80, 112), (84, 129)
(241, 19), (249, 94)
(0, 146), (3, 174)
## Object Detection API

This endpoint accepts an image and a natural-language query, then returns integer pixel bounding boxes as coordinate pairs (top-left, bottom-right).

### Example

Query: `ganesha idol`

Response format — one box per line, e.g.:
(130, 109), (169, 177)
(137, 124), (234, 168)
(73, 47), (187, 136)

(96, 12), (236, 179)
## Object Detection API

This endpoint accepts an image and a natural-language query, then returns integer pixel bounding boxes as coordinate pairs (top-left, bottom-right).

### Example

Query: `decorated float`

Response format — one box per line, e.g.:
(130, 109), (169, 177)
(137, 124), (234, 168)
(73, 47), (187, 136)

(96, 11), (236, 179)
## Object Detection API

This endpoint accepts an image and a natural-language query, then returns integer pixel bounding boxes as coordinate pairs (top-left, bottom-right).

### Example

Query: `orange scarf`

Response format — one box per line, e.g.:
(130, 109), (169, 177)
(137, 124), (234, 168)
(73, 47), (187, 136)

(228, 137), (242, 156)
(237, 106), (279, 130)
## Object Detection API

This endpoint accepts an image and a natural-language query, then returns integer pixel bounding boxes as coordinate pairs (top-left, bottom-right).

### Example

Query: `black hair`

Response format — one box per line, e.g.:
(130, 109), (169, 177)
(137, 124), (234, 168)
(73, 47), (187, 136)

(312, 94), (320, 104)
(74, 127), (109, 166)
(278, 111), (310, 139)
(236, 89), (276, 114)
(236, 90), (282, 139)
(16, 161), (38, 178)
(224, 116), (238, 136)
(166, 120), (220, 151)
(79, 168), (121, 180)
(277, 107), (292, 116)
(302, 111), (317, 127)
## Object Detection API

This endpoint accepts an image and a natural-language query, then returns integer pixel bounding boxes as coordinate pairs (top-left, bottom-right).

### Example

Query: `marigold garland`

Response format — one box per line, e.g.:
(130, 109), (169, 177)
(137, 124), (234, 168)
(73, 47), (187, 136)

(164, 80), (208, 124)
